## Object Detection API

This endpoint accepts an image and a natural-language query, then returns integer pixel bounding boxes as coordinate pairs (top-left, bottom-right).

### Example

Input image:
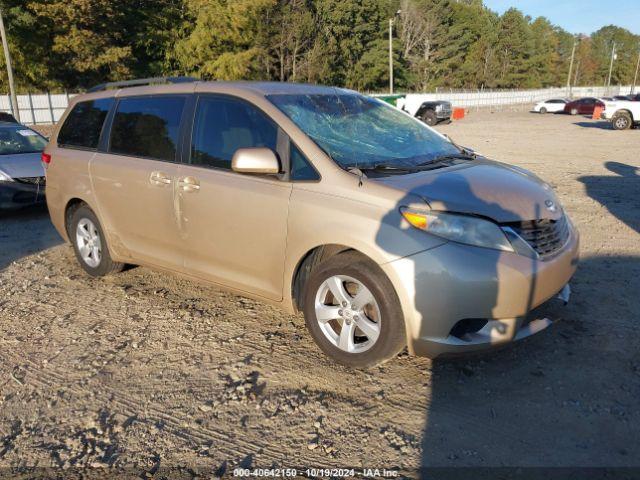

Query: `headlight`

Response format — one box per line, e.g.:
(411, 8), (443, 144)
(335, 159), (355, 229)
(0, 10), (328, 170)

(400, 208), (513, 252)
(0, 169), (13, 182)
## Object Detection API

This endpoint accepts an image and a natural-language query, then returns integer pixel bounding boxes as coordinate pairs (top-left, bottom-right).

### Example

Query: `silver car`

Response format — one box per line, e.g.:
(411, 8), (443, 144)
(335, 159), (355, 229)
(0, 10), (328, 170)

(0, 122), (48, 209)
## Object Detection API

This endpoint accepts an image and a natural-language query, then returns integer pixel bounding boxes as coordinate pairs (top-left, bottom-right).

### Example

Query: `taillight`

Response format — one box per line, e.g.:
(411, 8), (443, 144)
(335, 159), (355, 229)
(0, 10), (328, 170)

(41, 152), (52, 165)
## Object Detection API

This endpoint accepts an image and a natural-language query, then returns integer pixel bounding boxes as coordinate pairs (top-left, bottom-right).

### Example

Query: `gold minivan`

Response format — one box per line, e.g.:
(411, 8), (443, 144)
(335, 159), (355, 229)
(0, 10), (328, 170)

(44, 78), (579, 367)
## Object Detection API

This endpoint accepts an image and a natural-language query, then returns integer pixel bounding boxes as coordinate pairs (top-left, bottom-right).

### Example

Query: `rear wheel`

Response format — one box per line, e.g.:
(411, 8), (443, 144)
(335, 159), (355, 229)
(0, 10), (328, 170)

(69, 205), (124, 277)
(302, 252), (406, 368)
(421, 110), (437, 126)
(612, 112), (632, 130)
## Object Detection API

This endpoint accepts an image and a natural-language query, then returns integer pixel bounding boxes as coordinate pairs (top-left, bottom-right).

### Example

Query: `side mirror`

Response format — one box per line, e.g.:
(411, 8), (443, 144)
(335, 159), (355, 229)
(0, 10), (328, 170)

(231, 148), (280, 174)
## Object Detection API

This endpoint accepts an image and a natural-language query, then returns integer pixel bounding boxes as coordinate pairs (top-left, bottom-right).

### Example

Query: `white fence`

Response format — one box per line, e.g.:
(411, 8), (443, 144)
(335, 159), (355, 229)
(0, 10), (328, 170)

(0, 93), (75, 125)
(375, 85), (635, 112)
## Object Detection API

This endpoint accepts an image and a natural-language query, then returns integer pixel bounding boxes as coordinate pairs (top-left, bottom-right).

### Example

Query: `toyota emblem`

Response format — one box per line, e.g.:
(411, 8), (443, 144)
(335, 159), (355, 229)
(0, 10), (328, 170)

(545, 199), (557, 212)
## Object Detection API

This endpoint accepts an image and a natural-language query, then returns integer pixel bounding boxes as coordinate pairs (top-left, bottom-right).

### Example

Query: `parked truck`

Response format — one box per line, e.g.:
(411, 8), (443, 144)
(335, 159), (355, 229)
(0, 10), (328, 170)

(396, 95), (452, 126)
(602, 98), (640, 130)
(373, 94), (452, 126)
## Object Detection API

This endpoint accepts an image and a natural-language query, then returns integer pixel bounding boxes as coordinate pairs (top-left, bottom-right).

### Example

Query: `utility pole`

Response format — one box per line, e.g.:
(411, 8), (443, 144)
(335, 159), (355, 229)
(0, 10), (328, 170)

(389, 18), (393, 94)
(388, 10), (401, 95)
(566, 40), (577, 98)
(606, 42), (616, 93)
(0, 9), (19, 122)
(632, 47), (640, 94)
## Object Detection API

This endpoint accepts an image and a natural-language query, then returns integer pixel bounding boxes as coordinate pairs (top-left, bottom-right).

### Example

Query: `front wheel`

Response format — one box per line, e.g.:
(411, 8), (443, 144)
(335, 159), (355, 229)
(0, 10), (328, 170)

(612, 112), (632, 130)
(570, 108), (578, 115)
(302, 252), (406, 368)
(69, 204), (124, 277)
(539, 107), (547, 114)
(421, 110), (437, 126)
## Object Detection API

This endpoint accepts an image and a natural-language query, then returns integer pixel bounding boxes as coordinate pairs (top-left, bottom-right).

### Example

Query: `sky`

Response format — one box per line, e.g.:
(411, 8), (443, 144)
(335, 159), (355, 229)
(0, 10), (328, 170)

(483, 0), (640, 35)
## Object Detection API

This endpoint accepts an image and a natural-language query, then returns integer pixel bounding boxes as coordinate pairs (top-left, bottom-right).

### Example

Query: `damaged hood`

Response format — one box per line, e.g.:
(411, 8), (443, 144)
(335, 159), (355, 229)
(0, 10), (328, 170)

(375, 159), (563, 223)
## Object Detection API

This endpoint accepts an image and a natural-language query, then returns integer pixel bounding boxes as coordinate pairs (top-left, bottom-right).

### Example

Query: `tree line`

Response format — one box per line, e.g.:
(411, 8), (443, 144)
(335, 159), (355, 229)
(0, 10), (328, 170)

(1, 0), (638, 93)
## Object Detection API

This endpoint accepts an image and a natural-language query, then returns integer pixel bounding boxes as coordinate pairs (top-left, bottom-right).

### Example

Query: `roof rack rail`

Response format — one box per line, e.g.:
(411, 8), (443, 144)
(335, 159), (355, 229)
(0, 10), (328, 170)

(87, 76), (198, 93)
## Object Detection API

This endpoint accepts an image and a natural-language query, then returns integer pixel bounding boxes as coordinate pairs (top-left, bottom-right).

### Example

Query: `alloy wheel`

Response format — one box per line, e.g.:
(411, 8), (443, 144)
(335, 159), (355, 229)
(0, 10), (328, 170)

(76, 218), (102, 268)
(314, 275), (381, 353)
(615, 117), (629, 130)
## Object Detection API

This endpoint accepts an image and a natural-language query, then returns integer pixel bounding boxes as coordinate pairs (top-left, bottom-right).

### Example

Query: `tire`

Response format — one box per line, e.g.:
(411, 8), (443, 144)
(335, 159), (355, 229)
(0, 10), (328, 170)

(570, 108), (578, 115)
(302, 251), (406, 368)
(612, 112), (632, 130)
(539, 107), (547, 114)
(69, 204), (124, 277)
(421, 110), (437, 126)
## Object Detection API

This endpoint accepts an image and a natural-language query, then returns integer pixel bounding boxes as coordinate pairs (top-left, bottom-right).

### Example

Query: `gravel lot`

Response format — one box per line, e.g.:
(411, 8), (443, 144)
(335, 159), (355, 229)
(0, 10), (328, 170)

(1, 112), (639, 478)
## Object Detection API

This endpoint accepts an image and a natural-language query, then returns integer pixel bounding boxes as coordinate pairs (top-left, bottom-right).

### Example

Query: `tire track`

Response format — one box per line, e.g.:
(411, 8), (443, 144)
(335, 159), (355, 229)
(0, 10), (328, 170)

(0, 347), (341, 469)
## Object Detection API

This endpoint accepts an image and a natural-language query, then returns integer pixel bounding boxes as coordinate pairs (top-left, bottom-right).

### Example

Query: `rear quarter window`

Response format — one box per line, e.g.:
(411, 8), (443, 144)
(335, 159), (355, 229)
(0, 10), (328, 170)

(58, 98), (114, 150)
(109, 96), (186, 162)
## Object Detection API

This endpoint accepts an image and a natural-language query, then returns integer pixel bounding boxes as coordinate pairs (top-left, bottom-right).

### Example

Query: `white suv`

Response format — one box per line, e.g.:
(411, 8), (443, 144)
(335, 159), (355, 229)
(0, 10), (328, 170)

(602, 97), (640, 130)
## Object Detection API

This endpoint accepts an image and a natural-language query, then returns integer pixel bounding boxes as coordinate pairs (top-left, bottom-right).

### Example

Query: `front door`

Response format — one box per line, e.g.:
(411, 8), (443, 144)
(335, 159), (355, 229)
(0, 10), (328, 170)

(178, 95), (292, 300)
(90, 95), (188, 269)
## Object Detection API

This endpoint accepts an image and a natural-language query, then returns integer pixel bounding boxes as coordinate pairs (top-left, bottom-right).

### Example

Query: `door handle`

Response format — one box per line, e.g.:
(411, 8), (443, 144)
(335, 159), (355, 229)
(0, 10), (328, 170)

(149, 171), (172, 186)
(178, 176), (200, 193)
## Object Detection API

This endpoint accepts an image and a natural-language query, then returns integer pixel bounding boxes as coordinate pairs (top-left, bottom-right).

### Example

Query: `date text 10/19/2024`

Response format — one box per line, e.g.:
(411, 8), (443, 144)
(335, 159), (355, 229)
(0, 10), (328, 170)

(232, 468), (400, 478)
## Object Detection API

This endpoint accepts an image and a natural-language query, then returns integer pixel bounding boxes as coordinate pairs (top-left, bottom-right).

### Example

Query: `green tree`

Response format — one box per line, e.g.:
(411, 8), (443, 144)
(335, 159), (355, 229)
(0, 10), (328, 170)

(314, 0), (388, 87)
(495, 8), (533, 88)
(398, 0), (454, 90)
(172, 0), (275, 80)
(260, 0), (316, 82)
(591, 26), (638, 85)
(528, 17), (559, 87)
(27, 0), (134, 88)
(450, 0), (500, 89)
(0, 0), (53, 91)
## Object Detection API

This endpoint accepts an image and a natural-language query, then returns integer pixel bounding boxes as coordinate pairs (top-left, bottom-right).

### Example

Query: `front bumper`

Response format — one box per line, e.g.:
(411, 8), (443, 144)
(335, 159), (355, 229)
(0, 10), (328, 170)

(0, 181), (46, 209)
(381, 225), (579, 358)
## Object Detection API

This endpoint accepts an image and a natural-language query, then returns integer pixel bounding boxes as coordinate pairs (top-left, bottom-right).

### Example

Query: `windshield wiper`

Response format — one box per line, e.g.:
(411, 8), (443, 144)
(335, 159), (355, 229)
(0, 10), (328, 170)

(415, 153), (475, 167)
(348, 163), (415, 174)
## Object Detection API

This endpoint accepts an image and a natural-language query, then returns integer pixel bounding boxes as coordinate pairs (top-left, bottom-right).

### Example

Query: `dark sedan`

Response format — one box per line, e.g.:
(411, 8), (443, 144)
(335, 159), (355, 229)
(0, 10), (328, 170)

(563, 97), (604, 115)
(0, 123), (48, 209)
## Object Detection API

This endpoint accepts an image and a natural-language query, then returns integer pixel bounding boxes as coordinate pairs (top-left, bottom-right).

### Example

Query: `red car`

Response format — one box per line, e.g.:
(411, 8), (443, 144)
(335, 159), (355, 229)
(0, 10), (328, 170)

(563, 97), (604, 115)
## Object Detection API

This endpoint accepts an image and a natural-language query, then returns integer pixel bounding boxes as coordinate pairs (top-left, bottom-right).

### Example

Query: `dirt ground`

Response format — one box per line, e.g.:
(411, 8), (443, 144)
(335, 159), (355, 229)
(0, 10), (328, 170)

(1, 112), (639, 478)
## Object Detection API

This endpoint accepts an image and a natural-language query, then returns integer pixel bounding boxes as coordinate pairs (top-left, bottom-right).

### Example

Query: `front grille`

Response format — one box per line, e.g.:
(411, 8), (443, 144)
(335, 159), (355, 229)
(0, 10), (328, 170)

(14, 176), (46, 186)
(508, 215), (570, 258)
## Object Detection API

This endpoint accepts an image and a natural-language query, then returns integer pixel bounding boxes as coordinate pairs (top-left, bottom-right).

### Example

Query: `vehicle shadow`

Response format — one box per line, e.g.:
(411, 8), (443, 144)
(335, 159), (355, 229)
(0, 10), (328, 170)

(418, 253), (640, 475)
(371, 166), (640, 475)
(572, 121), (612, 130)
(578, 162), (640, 234)
(0, 204), (63, 271)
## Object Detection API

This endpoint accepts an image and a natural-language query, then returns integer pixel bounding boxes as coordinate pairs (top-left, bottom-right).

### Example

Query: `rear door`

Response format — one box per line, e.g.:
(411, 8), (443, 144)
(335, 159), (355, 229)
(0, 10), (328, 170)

(177, 95), (292, 300)
(549, 99), (564, 112)
(90, 95), (188, 269)
(581, 98), (595, 114)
